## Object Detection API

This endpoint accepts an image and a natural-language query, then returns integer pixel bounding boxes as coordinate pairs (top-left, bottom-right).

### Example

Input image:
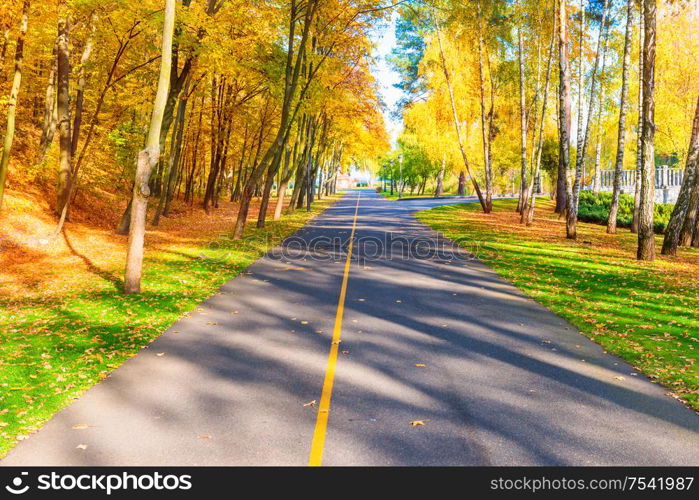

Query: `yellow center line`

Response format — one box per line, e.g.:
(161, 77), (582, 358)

(308, 192), (361, 466)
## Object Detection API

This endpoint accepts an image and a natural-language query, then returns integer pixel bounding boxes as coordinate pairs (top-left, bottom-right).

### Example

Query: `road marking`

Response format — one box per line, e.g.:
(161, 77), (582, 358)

(308, 192), (361, 466)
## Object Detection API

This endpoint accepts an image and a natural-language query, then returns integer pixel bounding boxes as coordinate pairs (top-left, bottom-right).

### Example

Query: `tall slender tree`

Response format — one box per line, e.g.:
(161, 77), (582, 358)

(557, 0), (573, 230)
(124, 0), (176, 293)
(661, 97), (699, 255)
(55, 15), (72, 217)
(631, 0), (645, 233)
(0, 0), (30, 211)
(637, 0), (656, 261)
(607, 0), (634, 234)
(432, 7), (488, 212)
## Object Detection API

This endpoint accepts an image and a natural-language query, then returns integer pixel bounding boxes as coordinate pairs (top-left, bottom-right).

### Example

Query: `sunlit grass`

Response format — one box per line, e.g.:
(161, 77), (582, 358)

(417, 198), (699, 411)
(0, 196), (337, 457)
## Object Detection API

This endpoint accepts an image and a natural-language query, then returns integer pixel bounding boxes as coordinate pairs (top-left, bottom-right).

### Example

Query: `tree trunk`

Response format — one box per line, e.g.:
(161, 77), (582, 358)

(124, 0), (175, 293)
(632, 0), (645, 233)
(71, 13), (95, 157)
(458, 171), (466, 196)
(680, 164), (699, 246)
(517, 26), (528, 214)
(477, 0), (493, 211)
(637, 0), (656, 261)
(38, 39), (58, 162)
(573, 0), (586, 194)
(432, 8), (487, 212)
(435, 153), (445, 197)
(0, 0), (29, 211)
(556, 0), (572, 227)
(55, 17), (72, 217)
(607, 0), (634, 234)
(0, 28), (9, 80)
(661, 97), (699, 255)
(576, 0), (609, 188)
(523, 10), (556, 226)
(153, 78), (189, 225)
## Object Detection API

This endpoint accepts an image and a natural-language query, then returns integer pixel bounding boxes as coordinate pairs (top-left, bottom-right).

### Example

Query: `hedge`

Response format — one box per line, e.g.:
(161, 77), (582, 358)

(577, 191), (674, 234)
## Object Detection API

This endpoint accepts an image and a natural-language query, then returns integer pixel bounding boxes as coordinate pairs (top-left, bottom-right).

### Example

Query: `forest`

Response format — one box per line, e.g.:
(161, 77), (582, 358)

(388, 0), (698, 260)
(0, 0), (390, 292)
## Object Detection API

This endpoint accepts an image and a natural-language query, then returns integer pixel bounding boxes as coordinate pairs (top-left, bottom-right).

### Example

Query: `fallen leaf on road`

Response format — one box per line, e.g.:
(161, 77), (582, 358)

(301, 321), (309, 325)
(156, 353), (165, 357)
(332, 340), (341, 345)
(280, 267), (309, 271)
(409, 420), (429, 426)
(303, 400), (316, 407)
(76, 444), (88, 450)
(614, 376), (626, 381)
(206, 321), (217, 325)
(72, 424), (92, 430)
(197, 435), (211, 439)
(415, 363), (426, 368)
(342, 350), (350, 355)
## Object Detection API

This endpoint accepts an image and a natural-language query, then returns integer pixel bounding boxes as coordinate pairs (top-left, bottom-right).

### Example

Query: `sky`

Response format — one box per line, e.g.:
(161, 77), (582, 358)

(371, 12), (405, 149)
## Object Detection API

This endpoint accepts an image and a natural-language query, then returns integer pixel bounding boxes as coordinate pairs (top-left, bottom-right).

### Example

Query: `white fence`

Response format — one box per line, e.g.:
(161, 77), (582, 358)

(596, 166), (683, 203)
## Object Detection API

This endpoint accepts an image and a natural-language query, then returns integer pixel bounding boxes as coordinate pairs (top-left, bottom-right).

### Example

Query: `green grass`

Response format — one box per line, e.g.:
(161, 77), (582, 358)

(417, 198), (699, 411)
(378, 189), (459, 200)
(0, 197), (337, 456)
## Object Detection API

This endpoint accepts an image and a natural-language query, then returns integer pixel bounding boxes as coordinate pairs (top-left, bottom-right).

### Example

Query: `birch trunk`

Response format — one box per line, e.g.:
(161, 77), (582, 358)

(124, 0), (176, 293)
(432, 9), (487, 212)
(38, 39), (58, 161)
(607, 0), (634, 234)
(557, 0), (573, 228)
(632, 0), (644, 233)
(661, 97), (699, 255)
(637, 0), (656, 261)
(56, 17), (72, 217)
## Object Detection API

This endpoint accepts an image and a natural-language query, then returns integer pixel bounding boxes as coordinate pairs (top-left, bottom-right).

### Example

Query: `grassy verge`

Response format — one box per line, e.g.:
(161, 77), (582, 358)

(379, 189), (460, 200)
(0, 196), (338, 456)
(416, 198), (699, 411)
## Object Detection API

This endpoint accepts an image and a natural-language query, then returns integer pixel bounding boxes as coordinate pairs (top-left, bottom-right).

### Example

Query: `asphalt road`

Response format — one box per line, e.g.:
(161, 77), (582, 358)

(3, 189), (698, 466)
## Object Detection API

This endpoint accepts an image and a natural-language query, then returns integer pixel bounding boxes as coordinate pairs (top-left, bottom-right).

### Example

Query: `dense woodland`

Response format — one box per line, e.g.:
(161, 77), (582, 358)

(0, 0), (697, 296)
(0, 0), (389, 292)
(388, 0), (698, 260)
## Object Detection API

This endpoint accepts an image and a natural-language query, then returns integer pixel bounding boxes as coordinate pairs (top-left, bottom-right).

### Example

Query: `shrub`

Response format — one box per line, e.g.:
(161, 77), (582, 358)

(576, 191), (673, 234)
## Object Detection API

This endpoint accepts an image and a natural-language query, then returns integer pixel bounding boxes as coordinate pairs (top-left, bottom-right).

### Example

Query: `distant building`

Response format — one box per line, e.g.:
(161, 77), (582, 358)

(337, 173), (353, 190)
